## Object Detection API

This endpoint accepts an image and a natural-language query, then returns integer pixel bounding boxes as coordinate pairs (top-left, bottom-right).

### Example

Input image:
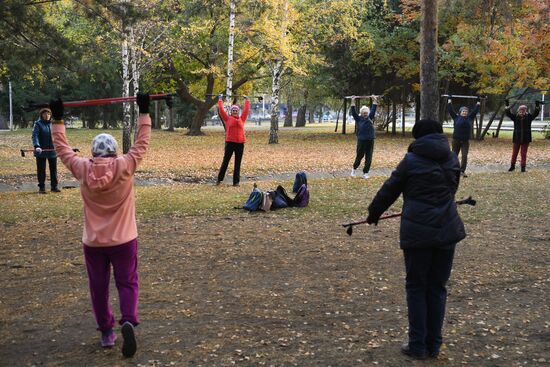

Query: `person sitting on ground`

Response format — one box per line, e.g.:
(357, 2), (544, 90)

(350, 95), (378, 179)
(216, 94), (250, 186)
(505, 99), (541, 172)
(447, 95), (481, 177)
(366, 119), (466, 360)
(50, 93), (152, 358)
(32, 107), (60, 193)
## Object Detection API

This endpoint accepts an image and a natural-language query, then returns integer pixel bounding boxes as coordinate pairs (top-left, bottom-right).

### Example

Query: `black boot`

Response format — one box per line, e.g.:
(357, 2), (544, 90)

(400, 344), (428, 360)
(508, 164), (515, 172)
(521, 166), (526, 172)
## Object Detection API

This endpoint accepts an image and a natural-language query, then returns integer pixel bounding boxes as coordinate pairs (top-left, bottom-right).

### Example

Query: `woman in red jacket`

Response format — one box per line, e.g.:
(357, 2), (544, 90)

(216, 94), (250, 186)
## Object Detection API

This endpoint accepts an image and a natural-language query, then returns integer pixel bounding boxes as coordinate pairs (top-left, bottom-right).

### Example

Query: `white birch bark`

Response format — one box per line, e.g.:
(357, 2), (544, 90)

(225, 0), (236, 107)
(121, 18), (132, 153)
(130, 26), (140, 141)
(269, 0), (289, 144)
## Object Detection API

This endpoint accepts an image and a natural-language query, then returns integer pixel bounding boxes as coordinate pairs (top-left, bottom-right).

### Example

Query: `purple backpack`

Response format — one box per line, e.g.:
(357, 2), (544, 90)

(293, 184), (309, 207)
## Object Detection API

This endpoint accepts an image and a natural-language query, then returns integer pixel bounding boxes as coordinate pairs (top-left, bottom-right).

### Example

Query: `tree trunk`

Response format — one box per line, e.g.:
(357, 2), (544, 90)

(392, 101), (397, 135)
(269, 59), (283, 144)
(225, 0), (236, 106)
(420, 0), (439, 121)
(121, 18), (132, 153)
(131, 27), (140, 142)
(295, 90), (308, 127)
(475, 99), (485, 140)
(187, 104), (211, 135)
(284, 101), (293, 127)
(296, 106), (306, 127)
(166, 105), (175, 132)
(153, 100), (160, 129)
(308, 109), (314, 124)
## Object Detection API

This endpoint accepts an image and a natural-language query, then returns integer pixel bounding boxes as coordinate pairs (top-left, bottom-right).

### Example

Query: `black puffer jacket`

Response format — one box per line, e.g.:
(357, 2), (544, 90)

(368, 133), (466, 249)
(505, 106), (541, 144)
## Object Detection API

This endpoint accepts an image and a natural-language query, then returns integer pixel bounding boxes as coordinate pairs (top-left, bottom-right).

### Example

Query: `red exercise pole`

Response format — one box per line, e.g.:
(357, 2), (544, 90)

(24, 93), (173, 111)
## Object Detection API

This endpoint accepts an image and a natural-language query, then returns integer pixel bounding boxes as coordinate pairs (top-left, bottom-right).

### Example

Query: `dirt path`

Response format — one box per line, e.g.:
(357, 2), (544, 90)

(1, 211), (549, 366)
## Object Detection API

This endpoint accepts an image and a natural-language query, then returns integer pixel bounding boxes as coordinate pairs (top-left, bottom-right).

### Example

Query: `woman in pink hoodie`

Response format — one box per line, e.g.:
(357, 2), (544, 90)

(50, 93), (151, 358)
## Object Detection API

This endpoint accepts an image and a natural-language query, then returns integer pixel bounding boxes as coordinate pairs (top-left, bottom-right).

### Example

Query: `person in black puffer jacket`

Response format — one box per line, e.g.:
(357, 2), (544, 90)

(366, 119), (466, 360)
(447, 96), (480, 177)
(505, 100), (541, 172)
(32, 107), (59, 193)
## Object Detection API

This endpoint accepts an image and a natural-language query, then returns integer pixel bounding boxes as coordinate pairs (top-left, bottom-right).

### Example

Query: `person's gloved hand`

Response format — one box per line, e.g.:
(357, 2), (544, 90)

(366, 213), (379, 226)
(49, 99), (64, 120)
(535, 100), (541, 107)
(35, 147), (42, 154)
(166, 96), (174, 109)
(505, 99), (510, 107)
(136, 92), (150, 114)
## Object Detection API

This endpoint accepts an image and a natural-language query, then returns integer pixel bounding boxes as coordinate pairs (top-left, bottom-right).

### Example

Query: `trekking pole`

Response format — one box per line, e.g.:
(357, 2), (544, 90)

(23, 93), (174, 112)
(21, 148), (79, 157)
(342, 196), (476, 236)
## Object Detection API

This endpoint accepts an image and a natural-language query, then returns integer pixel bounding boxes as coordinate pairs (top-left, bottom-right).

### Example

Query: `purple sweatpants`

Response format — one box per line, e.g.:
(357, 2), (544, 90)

(83, 239), (139, 332)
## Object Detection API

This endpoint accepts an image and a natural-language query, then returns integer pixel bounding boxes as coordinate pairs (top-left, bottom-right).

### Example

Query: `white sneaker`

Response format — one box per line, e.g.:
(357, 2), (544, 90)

(350, 169), (357, 177)
(363, 173), (369, 179)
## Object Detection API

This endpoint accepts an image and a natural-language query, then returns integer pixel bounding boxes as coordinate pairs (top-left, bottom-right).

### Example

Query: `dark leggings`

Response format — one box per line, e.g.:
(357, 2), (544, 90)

(403, 246), (455, 355)
(36, 157), (58, 189)
(217, 142), (244, 185)
(353, 139), (374, 173)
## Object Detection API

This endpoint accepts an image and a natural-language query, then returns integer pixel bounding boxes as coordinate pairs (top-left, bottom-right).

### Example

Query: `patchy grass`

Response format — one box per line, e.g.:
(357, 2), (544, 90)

(1, 126), (549, 185)
(1, 126), (549, 366)
(0, 169), (549, 366)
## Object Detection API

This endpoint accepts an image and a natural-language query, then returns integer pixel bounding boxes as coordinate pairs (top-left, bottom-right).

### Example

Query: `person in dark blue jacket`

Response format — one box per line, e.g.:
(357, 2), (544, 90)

(350, 95), (378, 179)
(32, 107), (59, 193)
(366, 119), (466, 360)
(447, 96), (480, 177)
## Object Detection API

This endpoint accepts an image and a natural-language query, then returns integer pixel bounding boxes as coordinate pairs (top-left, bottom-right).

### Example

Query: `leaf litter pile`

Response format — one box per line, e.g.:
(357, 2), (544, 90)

(0, 129), (549, 366)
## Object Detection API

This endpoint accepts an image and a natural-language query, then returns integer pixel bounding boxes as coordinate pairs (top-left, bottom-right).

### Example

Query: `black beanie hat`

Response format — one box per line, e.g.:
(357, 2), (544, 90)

(412, 119), (443, 139)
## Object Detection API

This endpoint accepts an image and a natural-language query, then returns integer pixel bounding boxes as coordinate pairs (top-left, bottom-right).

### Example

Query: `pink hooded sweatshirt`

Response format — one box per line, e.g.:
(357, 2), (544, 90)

(52, 115), (151, 247)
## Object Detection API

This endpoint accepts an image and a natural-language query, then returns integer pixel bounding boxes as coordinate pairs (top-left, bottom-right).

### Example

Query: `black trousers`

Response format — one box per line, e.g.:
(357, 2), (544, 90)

(217, 142), (244, 185)
(403, 246), (455, 355)
(353, 139), (374, 173)
(36, 157), (58, 189)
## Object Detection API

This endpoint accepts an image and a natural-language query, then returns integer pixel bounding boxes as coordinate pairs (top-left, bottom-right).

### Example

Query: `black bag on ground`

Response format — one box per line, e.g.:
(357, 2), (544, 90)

(292, 172), (308, 193)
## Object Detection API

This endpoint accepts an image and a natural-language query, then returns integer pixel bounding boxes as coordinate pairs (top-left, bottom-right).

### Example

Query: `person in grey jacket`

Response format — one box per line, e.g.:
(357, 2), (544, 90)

(32, 107), (59, 193)
(350, 95), (378, 179)
(366, 119), (466, 360)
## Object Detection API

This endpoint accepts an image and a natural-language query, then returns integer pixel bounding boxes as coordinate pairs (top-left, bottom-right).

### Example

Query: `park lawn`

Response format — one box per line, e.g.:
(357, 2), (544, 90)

(0, 128), (549, 366)
(0, 170), (549, 366)
(1, 126), (549, 185)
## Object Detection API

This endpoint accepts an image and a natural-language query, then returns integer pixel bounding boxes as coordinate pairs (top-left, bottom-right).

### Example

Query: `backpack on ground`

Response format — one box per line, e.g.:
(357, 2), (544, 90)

(292, 172), (308, 193)
(269, 189), (289, 209)
(261, 192), (272, 211)
(293, 183), (310, 207)
(243, 188), (264, 211)
(275, 185), (294, 207)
